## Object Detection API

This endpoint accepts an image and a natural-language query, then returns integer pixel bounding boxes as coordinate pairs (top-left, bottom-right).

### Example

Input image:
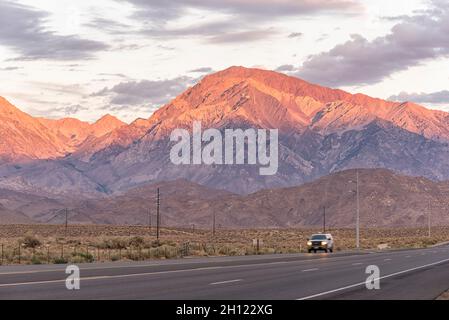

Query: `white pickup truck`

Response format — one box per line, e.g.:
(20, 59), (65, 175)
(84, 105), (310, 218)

(307, 233), (334, 253)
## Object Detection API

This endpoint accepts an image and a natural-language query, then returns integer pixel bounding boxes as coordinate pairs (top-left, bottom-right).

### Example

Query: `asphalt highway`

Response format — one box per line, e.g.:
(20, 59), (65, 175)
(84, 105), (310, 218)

(0, 245), (448, 300)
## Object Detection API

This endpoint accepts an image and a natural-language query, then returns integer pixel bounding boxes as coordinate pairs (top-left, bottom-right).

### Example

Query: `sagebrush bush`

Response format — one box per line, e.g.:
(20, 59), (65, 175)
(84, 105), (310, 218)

(128, 236), (145, 248)
(21, 236), (41, 249)
(31, 256), (42, 265)
(53, 257), (68, 264)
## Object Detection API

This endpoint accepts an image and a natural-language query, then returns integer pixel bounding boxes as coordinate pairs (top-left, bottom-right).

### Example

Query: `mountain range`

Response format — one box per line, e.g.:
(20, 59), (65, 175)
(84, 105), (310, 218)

(1, 66), (449, 226)
(1, 169), (448, 228)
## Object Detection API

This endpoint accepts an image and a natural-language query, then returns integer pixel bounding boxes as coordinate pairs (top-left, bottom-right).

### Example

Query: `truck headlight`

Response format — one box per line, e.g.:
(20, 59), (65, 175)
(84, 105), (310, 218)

(307, 241), (312, 246)
(321, 241), (328, 246)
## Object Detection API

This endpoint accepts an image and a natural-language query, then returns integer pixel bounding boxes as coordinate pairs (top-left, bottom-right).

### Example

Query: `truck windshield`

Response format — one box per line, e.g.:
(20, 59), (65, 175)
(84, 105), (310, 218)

(311, 235), (327, 240)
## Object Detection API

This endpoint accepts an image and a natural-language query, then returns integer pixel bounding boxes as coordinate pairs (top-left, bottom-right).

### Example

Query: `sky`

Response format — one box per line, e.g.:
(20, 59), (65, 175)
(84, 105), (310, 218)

(0, 0), (448, 123)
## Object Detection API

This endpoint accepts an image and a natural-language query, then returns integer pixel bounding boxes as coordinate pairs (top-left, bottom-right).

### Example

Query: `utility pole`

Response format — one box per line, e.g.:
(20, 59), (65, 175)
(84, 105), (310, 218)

(148, 208), (152, 230)
(213, 212), (216, 237)
(356, 170), (360, 250)
(156, 188), (160, 241)
(428, 200), (431, 238)
(65, 208), (68, 237)
(323, 206), (326, 233)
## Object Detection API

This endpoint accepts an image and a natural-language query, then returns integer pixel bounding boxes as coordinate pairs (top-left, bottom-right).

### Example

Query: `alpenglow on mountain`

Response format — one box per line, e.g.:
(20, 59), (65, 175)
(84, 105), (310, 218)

(2, 66), (449, 196)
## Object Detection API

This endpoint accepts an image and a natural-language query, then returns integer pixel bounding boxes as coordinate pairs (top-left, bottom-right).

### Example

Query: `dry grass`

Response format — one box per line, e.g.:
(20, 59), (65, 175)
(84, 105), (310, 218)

(1, 224), (449, 265)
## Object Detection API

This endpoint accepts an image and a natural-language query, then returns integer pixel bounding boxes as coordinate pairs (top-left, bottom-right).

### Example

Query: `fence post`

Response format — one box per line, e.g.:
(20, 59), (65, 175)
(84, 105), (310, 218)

(47, 246), (50, 264)
(119, 248), (121, 260)
(18, 244), (21, 264)
(61, 244), (64, 259)
(1, 244), (3, 265)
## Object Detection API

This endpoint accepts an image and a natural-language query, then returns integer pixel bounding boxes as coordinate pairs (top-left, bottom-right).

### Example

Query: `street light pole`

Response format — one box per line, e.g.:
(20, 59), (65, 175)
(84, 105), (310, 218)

(356, 170), (360, 250)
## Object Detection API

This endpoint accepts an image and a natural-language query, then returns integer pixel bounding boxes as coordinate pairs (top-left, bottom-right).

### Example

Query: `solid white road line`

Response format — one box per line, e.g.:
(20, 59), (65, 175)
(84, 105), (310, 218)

(297, 257), (449, 300)
(351, 263), (363, 266)
(0, 266), (224, 288)
(384, 258), (392, 261)
(210, 279), (242, 286)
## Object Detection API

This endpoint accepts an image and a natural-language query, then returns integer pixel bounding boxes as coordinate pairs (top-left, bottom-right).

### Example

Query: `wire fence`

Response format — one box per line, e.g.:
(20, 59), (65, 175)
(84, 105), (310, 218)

(0, 241), (284, 266)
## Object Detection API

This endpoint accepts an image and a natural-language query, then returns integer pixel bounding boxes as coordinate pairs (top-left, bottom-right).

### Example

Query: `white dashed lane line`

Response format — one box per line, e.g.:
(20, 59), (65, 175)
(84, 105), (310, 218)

(210, 279), (243, 286)
(302, 268), (319, 272)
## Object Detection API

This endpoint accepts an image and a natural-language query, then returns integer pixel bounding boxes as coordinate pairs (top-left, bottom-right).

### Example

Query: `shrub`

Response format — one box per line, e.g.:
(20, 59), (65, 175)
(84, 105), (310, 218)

(111, 255), (120, 262)
(53, 257), (68, 264)
(110, 238), (127, 249)
(128, 236), (145, 248)
(71, 252), (94, 263)
(22, 236), (41, 249)
(31, 256), (42, 265)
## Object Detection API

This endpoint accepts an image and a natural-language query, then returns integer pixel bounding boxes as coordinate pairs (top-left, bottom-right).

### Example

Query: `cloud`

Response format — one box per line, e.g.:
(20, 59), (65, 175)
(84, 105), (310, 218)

(0, 1), (108, 60)
(84, 18), (133, 35)
(294, 1), (449, 86)
(389, 90), (449, 104)
(208, 29), (278, 43)
(189, 67), (214, 73)
(275, 64), (296, 72)
(92, 76), (196, 106)
(140, 21), (243, 42)
(98, 73), (128, 78)
(141, 21), (277, 44)
(0, 66), (21, 71)
(50, 104), (89, 116)
(126, 0), (361, 22)
(28, 82), (86, 96)
(125, 0), (361, 43)
(288, 32), (303, 38)
(27, 103), (89, 119)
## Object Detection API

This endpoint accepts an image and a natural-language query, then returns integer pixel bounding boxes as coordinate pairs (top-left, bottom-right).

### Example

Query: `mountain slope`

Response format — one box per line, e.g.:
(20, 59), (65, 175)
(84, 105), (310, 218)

(74, 67), (449, 194)
(72, 118), (153, 162)
(0, 203), (34, 224)
(0, 97), (69, 162)
(141, 66), (449, 140)
(25, 169), (449, 228)
(0, 97), (125, 163)
(38, 114), (125, 150)
(3, 67), (449, 195)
